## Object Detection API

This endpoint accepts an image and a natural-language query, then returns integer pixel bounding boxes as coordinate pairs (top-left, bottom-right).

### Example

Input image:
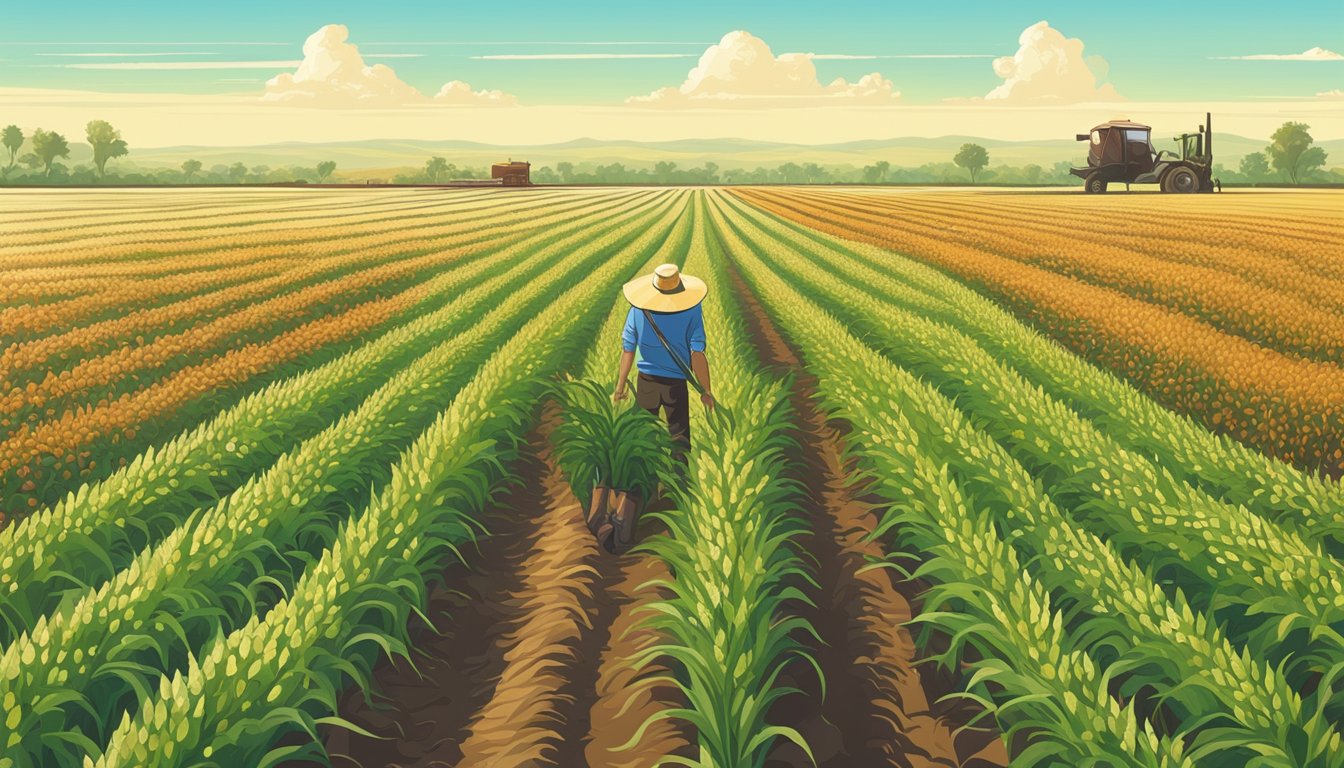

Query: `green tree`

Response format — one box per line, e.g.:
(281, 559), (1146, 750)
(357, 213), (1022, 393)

(1266, 122), (1327, 184)
(30, 128), (70, 177)
(555, 161), (574, 183)
(228, 162), (247, 182)
(802, 162), (828, 184)
(1238, 151), (1270, 182)
(2, 125), (22, 171)
(425, 156), (448, 182)
(653, 161), (677, 183)
(86, 120), (129, 177)
(181, 159), (202, 182)
(315, 160), (336, 182)
(954, 143), (989, 184)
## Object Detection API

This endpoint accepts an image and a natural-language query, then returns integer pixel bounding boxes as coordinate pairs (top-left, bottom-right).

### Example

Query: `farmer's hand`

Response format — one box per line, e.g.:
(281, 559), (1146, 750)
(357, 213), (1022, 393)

(612, 386), (628, 404)
(701, 392), (715, 411)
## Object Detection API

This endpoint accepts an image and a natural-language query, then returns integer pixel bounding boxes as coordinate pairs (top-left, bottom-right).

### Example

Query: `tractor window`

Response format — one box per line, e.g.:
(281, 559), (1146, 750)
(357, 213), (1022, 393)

(1091, 130), (1101, 145)
(1124, 129), (1150, 143)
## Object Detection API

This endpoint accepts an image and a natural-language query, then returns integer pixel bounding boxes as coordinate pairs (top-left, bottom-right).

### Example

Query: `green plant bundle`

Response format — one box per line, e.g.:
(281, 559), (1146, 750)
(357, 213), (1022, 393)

(0, 196), (683, 768)
(0, 190), (664, 648)
(552, 377), (674, 506)
(84, 193), (690, 768)
(627, 196), (815, 768)
(716, 191), (1193, 767)
(716, 191), (1343, 766)
(720, 192), (1344, 551)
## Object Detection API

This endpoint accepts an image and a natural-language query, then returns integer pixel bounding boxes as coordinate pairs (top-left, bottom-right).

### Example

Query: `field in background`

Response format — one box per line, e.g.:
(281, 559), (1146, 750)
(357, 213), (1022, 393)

(0, 186), (1341, 768)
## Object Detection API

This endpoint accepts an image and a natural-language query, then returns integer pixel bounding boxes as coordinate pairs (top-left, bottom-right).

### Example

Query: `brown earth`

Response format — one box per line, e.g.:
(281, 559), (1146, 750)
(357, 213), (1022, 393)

(722, 251), (1009, 768)
(317, 407), (690, 768)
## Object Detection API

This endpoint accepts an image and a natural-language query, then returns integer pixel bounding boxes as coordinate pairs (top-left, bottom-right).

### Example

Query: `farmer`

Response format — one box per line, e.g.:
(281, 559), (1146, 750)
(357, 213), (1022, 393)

(613, 263), (715, 466)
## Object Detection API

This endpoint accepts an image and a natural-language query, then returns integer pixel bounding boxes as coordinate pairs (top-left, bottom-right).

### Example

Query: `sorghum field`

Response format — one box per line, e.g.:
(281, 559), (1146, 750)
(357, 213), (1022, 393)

(1, 185), (1341, 768)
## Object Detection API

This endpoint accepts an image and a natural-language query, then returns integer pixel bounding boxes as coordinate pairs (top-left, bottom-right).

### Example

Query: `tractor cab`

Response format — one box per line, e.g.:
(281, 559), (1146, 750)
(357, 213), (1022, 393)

(1070, 112), (1217, 194)
(1082, 120), (1156, 178)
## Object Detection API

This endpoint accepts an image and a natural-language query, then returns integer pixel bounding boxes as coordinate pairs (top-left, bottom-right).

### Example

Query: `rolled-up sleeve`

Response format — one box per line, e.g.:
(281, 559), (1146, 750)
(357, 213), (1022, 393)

(621, 307), (638, 352)
(687, 305), (706, 353)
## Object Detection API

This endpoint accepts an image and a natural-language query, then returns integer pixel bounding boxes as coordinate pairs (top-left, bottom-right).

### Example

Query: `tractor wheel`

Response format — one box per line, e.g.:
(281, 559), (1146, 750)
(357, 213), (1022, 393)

(1163, 167), (1198, 193)
(1085, 174), (1107, 194)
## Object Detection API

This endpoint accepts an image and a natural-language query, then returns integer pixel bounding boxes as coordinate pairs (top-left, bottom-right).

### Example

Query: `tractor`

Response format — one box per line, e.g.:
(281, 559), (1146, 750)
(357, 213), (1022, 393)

(1071, 112), (1219, 193)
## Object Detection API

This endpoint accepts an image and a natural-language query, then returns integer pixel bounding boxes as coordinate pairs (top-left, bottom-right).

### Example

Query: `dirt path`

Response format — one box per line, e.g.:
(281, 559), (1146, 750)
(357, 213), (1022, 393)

(723, 259), (1008, 768)
(320, 407), (689, 768)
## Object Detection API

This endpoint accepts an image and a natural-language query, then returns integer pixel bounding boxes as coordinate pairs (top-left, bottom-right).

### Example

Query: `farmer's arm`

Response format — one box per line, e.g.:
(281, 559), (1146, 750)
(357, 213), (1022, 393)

(689, 306), (713, 409)
(614, 308), (637, 402)
(691, 352), (713, 409)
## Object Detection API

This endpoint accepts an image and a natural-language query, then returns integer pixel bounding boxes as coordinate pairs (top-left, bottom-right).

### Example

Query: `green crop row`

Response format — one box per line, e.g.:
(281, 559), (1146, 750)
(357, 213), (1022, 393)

(717, 191), (1193, 767)
(715, 193), (1342, 767)
(0, 194), (684, 767)
(629, 195), (815, 768)
(77, 192), (691, 768)
(0, 190), (662, 648)
(723, 194), (1344, 663)
(724, 192), (1344, 552)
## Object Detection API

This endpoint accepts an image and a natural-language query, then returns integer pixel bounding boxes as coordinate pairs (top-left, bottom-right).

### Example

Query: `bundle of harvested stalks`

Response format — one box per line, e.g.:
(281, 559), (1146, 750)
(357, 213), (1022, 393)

(552, 376), (673, 552)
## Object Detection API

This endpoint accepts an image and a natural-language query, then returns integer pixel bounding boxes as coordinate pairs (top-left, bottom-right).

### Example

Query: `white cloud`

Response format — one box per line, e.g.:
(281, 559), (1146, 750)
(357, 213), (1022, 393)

(983, 21), (1121, 103)
(262, 24), (515, 108)
(627, 30), (900, 107)
(1214, 47), (1343, 61)
(1318, 89), (1344, 99)
(472, 53), (696, 60)
(66, 60), (300, 70)
(434, 80), (517, 105)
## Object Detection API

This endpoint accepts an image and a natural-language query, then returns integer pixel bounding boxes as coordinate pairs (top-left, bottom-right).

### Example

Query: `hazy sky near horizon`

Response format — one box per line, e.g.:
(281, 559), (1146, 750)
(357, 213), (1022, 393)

(1, 0), (1341, 145)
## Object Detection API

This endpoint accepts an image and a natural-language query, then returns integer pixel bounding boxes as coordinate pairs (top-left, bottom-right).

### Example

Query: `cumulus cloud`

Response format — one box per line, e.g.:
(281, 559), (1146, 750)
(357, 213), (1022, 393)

(982, 21), (1121, 103)
(627, 30), (900, 107)
(263, 25), (515, 107)
(1214, 47), (1343, 61)
(434, 80), (517, 105)
(1318, 89), (1344, 99)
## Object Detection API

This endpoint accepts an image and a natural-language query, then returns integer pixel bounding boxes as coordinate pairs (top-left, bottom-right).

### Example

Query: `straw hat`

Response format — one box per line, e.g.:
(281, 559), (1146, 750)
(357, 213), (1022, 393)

(622, 263), (707, 313)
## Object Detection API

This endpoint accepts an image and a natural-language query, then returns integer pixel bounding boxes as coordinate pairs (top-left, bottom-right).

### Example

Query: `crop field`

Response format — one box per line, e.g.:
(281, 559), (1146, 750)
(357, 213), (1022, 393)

(0, 185), (1342, 768)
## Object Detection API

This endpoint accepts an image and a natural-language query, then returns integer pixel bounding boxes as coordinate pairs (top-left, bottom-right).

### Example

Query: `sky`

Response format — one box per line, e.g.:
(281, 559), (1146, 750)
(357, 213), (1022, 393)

(1, 0), (1341, 147)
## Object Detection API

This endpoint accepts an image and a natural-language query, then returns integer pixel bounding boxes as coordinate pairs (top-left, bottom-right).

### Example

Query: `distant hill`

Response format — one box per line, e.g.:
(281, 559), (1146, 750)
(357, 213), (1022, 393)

(78, 134), (1344, 177)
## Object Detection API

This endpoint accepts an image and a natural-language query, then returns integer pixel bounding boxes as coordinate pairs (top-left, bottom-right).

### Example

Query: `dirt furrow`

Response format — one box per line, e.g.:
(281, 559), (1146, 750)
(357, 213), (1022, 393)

(724, 255), (1007, 768)
(318, 408), (688, 767)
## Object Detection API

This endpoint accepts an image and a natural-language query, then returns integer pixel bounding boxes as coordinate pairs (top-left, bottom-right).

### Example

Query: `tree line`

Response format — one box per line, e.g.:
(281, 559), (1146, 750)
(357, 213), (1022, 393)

(1, 120), (341, 185)
(1, 118), (1335, 187)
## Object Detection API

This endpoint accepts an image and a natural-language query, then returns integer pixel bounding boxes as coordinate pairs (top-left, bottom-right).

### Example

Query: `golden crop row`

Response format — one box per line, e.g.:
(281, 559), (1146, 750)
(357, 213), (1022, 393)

(742, 188), (1344, 475)
(0, 281), (430, 505)
(0, 248), (473, 431)
(816, 190), (1344, 296)
(791, 191), (1344, 364)
(0, 188), (565, 275)
(0, 188), (442, 244)
(0, 187), (570, 269)
(0, 191), (635, 340)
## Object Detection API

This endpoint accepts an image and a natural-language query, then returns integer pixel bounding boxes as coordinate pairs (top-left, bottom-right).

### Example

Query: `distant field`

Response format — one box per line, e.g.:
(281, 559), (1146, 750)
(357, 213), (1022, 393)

(1, 186), (1341, 768)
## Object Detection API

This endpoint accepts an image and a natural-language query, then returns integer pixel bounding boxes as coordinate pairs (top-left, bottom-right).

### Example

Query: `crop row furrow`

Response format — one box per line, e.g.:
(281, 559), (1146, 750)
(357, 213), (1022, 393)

(0, 190), (667, 645)
(82, 192), (687, 768)
(0, 193), (683, 768)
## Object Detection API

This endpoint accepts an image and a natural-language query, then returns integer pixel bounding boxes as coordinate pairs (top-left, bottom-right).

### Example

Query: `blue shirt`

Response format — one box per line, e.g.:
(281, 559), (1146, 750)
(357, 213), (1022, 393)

(622, 304), (706, 380)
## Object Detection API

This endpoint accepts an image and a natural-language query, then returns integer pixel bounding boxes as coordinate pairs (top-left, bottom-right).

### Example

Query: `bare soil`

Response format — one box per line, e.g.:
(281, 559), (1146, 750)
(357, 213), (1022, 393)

(317, 407), (690, 768)
(724, 257), (1009, 768)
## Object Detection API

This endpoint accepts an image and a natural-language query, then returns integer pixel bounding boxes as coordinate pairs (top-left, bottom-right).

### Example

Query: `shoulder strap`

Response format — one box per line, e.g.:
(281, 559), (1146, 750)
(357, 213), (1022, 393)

(640, 308), (705, 394)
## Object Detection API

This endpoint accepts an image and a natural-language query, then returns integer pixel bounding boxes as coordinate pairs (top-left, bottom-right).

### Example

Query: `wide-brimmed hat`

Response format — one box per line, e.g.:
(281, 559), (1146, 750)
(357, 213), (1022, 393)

(622, 263), (707, 313)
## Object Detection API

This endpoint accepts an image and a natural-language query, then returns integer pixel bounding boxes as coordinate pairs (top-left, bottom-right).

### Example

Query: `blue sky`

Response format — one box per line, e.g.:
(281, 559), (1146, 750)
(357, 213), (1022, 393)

(2, 0), (1341, 104)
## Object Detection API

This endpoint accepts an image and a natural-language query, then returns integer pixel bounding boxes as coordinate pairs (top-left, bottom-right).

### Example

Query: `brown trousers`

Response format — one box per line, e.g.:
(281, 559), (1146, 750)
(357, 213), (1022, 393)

(635, 372), (690, 465)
